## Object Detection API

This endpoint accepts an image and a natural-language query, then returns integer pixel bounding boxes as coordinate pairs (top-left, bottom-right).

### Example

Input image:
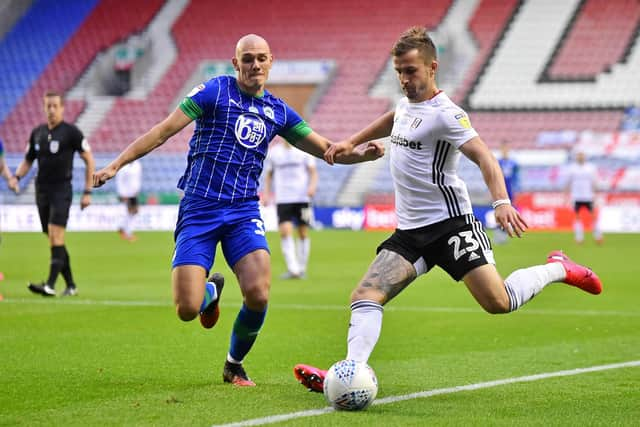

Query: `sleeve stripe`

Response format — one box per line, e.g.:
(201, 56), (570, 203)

(282, 120), (313, 145)
(179, 97), (203, 120)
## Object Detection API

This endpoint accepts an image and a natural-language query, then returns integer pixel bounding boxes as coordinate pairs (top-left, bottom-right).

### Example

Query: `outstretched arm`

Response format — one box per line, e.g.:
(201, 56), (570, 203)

(0, 155), (14, 184)
(262, 169), (273, 206)
(324, 111), (394, 165)
(79, 150), (95, 210)
(460, 136), (528, 237)
(94, 108), (192, 187)
(294, 131), (384, 164)
(2, 156), (19, 194)
(9, 157), (34, 194)
(307, 162), (318, 198)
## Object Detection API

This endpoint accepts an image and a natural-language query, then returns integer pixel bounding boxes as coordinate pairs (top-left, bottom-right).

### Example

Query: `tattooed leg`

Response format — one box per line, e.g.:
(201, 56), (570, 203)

(344, 250), (418, 362)
(351, 249), (418, 305)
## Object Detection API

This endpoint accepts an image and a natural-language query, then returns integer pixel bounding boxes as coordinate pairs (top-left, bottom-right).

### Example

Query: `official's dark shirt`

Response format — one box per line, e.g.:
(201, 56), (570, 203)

(27, 121), (86, 187)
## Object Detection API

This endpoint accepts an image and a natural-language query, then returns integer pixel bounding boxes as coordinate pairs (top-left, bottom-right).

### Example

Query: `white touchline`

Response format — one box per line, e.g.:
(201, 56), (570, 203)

(5, 298), (640, 317)
(211, 360), (640, 427)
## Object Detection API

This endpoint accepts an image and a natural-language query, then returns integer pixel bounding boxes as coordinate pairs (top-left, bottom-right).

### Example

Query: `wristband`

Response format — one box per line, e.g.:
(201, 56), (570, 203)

(83, 190), (92, 195)
(491, 198), (511, 209)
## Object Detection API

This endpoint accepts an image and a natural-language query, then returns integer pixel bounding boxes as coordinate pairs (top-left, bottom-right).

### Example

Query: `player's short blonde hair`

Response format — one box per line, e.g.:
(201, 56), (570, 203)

(391, 26), (437, 63)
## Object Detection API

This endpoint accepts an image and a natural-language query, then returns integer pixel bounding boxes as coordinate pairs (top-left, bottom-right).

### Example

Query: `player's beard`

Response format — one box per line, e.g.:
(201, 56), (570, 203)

(403, 82), (428, 102)
(403, 85), (418, 102)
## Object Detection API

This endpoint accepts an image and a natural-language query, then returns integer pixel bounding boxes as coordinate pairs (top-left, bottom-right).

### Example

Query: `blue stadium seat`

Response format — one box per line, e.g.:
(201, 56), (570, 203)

(0, 0), (99, 122)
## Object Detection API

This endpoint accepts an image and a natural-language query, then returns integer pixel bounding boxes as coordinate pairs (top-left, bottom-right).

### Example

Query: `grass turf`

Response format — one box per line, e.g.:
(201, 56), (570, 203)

(0, 230), (638, 426)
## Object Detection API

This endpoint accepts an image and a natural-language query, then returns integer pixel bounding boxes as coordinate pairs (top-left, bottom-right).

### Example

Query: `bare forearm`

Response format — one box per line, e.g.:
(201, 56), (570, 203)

(479, 156), (509, 201)
(334, 147), (375, 164)
(0, 161), (12, 181)
(110, 126), (168, 171)
(308, 168), (318, 194)
(83, 155), (95, 191)
(346, 111), (394, 146)
(14, 161), (31, 179)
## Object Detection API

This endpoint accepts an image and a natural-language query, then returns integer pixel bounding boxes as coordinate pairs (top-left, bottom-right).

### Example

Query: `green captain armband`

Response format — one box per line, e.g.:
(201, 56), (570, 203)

(281, 121), (313, 145)
(179, 97), (203, 120)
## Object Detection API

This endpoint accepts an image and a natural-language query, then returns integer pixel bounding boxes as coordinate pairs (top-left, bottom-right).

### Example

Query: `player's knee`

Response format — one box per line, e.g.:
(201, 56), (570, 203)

(350, 286), (385, 305)
(175, 303), (198, 321)
(481, 296), (510, 314)
(243, 284), (270, 310)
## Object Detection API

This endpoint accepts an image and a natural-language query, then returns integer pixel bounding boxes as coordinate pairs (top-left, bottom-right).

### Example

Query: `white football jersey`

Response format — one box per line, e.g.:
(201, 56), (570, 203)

(566, 161), (597, 202)
(264, 141), (316, 204)
(116, 160), (142, 198)
(390, 92), (478, 229)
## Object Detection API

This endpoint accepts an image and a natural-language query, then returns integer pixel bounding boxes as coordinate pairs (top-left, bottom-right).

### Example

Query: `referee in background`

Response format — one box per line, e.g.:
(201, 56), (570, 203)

(10, 91), (95, 296)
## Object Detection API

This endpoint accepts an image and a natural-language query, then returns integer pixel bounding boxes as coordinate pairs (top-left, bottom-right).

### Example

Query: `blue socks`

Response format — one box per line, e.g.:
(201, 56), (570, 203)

(229, 304), (267, 362)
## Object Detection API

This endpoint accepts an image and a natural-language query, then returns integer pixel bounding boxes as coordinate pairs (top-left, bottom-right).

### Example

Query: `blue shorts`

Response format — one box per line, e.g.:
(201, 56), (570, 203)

(172, 194), (269, 272)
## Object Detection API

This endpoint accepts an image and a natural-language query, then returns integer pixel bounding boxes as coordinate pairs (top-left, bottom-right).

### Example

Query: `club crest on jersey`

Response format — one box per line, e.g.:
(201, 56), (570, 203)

(263, 106), (274, 120)
(235, 113), (267, 148)
(49, 140), (59, 154)
(187, 83), (205, 97)
(455, 112), (471, 129)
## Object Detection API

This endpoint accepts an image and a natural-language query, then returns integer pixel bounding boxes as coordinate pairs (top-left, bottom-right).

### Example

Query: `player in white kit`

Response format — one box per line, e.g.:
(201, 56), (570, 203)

(294, 26), (604, 392)
(565, 151), (602, 244)
(115, 160), (142, 241)
(263, 140), (317, 278)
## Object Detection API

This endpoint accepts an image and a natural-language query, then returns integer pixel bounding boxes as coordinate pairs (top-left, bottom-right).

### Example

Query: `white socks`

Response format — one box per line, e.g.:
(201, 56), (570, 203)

(281, 236), (301, 275)
(574, 220), (584, 243)
(593, 219), (602, 241)
(296, 238), (310, 273)
(119, 213), (136, 236)
(281, 236), (311, 275)
(503, 263), (565, 311)
(574, 219), (602, 243)
(346, 300), (383, 363)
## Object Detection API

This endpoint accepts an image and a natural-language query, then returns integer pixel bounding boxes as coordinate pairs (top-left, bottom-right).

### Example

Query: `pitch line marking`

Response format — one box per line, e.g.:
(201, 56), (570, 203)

(212, 360), (640, 427)
(3, 298), (639, 317)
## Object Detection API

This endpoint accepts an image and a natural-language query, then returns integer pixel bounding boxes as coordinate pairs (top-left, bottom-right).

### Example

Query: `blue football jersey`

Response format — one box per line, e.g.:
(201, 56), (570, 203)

(499, 157), (519, 200)
(178, 75), (312, 202)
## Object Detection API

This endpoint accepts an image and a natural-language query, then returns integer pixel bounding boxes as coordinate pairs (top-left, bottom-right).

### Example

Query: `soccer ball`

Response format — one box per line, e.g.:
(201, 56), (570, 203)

(323, 359), (378, 411)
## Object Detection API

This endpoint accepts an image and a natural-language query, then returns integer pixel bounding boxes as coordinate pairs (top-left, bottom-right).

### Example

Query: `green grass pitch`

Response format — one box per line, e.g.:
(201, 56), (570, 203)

(1, 230), (639, 426)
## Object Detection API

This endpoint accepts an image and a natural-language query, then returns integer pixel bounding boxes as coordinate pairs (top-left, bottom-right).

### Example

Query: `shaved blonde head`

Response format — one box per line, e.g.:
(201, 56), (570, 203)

(235, 34), (271, 57)
(232, 34), (273, 96)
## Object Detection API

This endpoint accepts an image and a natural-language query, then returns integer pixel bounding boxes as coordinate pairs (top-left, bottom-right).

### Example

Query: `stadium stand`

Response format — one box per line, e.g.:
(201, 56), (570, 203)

(546, 0), (640, 80)
(452, 0), (520, 104)
(3, 0), (640, 206)
(92, 0), (452, 153)
(0, 0), (164, 153)
(87, 0), (451, 203)
(0, 0), (99, 125)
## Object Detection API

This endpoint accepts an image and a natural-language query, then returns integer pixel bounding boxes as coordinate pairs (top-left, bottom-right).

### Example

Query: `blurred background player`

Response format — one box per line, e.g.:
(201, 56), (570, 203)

(263, 140), (318, 279)
(115, 159), (142, 242)
(1, 137), (18, 282)
(9, 91), (95, 297)
(493, 140), (519, 244)
(565, 150), (602, 244)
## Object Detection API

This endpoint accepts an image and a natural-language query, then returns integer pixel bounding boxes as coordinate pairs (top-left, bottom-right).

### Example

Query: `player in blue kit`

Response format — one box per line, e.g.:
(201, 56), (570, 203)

(93, 34), (384, 386)
(494, 141), (519, 244)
